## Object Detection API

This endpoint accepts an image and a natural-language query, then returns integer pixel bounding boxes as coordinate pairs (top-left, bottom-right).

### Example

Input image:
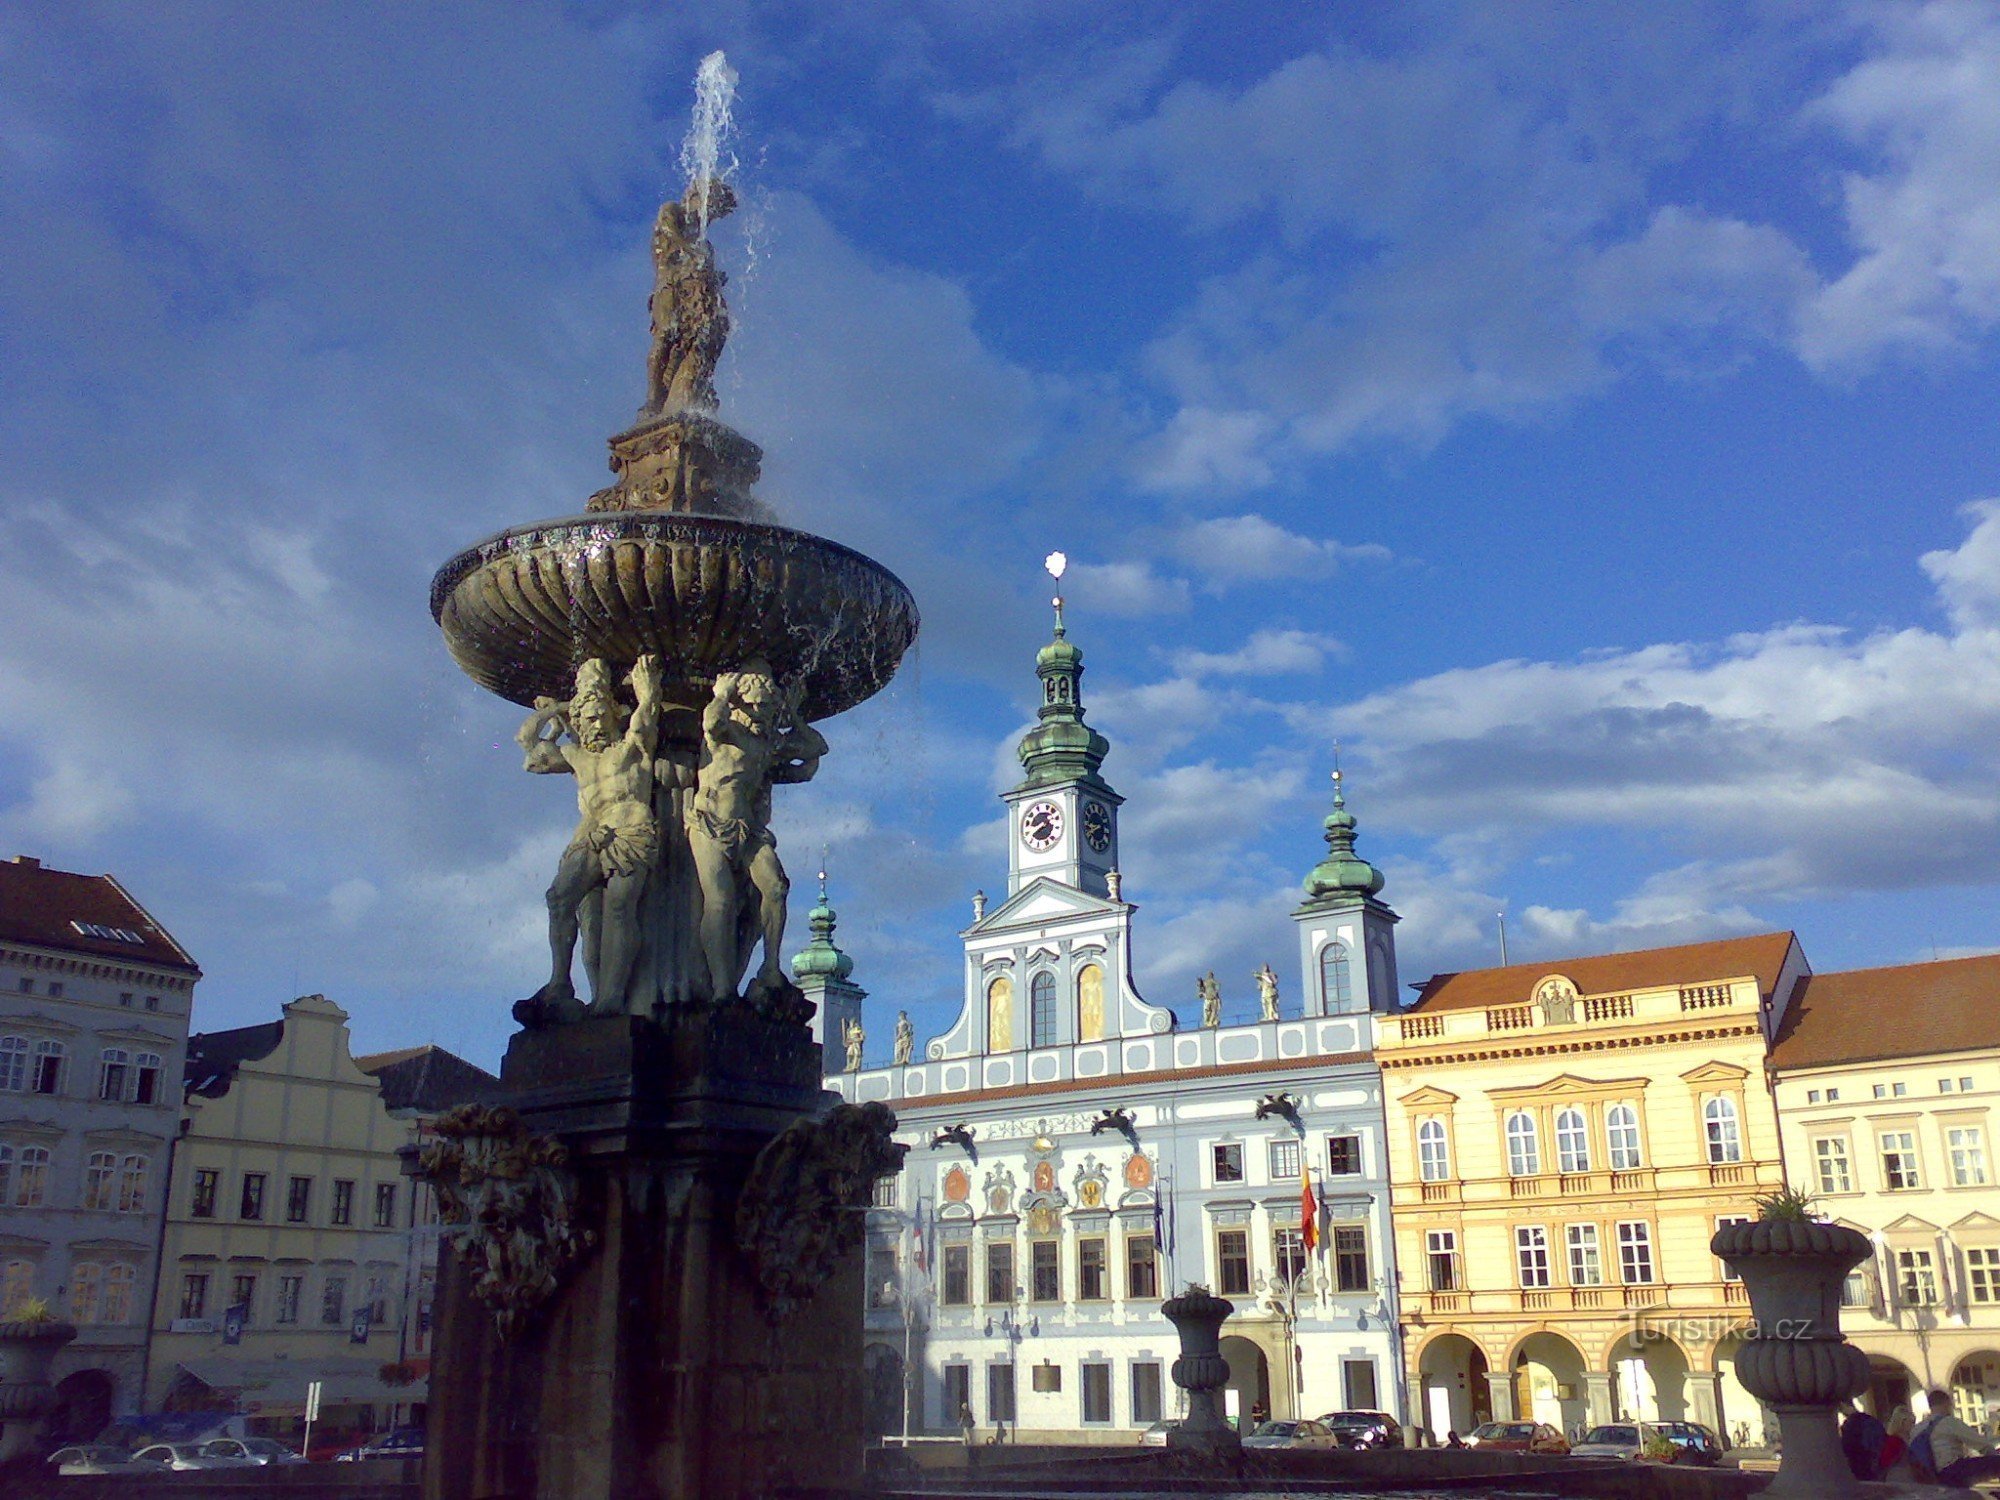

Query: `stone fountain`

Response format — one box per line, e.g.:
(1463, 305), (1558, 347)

(420, 54), (912, 1500)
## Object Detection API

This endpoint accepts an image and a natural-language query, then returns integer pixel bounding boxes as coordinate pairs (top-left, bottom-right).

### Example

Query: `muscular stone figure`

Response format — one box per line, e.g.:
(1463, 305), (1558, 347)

(519, 656), (664, 1019)
(646, 180), (738, 415)
(688, 662), (827, 1001)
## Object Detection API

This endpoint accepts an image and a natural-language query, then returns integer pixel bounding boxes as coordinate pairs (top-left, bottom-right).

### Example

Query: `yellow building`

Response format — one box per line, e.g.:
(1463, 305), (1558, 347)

(1771, 952), (2000, 1429)
(145, 994), (491, 1444)
(1378, 933), (1805, 1446)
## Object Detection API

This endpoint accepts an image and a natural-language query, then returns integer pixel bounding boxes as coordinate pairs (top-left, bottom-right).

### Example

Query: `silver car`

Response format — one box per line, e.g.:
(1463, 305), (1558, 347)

(46, 1445), (145, 1475)
(131, 1442), (261, 1471)
(201, 1436), (308, 1465)
(1571, 1423), (1645, 1460)
(1243, 1418), (1341, 1450)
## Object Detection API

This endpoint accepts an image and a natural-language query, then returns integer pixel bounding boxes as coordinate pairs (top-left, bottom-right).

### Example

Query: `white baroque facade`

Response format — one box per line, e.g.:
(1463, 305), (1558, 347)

(0, 854), (199, 1433)
(815, 612), (1405, 1442)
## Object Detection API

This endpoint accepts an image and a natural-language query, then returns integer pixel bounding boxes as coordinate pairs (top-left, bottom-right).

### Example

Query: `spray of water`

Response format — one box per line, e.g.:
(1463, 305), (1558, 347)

(679, 50), (739, 235)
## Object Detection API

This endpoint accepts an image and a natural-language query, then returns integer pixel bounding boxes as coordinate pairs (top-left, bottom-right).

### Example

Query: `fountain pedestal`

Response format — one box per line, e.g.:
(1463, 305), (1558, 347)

(423, 1012), (892, 1500)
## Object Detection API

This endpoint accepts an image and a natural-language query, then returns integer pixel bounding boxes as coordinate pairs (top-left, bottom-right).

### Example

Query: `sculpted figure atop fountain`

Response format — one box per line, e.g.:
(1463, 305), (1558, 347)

(646, 179), (737, 416)
(518, 656), (665, 1021)
(689, 663), (827, 1006)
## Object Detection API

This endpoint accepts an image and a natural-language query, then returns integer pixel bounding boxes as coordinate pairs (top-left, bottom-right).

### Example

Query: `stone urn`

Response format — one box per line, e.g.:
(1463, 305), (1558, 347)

(1711, 1220), (1872, 1499)
(0, 1314), (78, 1463)
(1162, 1285), (1241, 1458)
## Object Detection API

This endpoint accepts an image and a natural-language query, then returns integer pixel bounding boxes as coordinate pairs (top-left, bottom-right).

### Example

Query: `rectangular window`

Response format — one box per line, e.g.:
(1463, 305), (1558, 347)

(1949, 1127), (1989, 1187)
(872, 1175), (898, 1208)
(373, 1182), (397, 1227)
(179, 1273), (209, 1320)
(1881, 1131), (1921, 1190)
(47, 982), (61, 998)
(1031, 1240), (1060, 1302)
(1874, 1084), (1888, 1099)
(240, 1173), (265, 1220)
(1078, 1238), (1107, 1301)
(942, 1244), (971, 1306)
(1268, 1138), (1300, 1180)
(1271, 1226), (1306, 1284)
(30, 1043), (62, 1095)
(943, 1365), (970, 1426)
(1714, 1214), (1751, 1281)
(231, 1274), (257, 1321)
(1896, 1248), (1939, 1306)
(287, 1176), (313, 1224)
(1567, 1224), (1604, 1286)
(1894, 1082), (1908, 1097)
(1967, 1248), (2000, 1305)
(1342, 1359), (1379, 1411)
(332, 1179), (355, 1225)
(1126, 1235), (1158, 1300)
(1081, 1361), (1112, 1424)
(1617, 1221), (1656, 1285)
(1516, 1226), (1552, 1288)
(133, 1055), (160, 1104)
(1814, 1137), (1854, 1194)
(1826, 1088), (1839, 1101)
(277, 1275), (303, 1325)
(1808, 1089), (1823, 1103)
(1211, 1143), (1243, 1184)
(1131, 1361), (1163, 1424)
(987, 1362), (1016, 1425)
(321, 1276), (347, 1325)
(1963, 1077), (1976, 1092)
(1217, 1227), (1251, 1296)
(1426, 1230), (1460, 1291)
(1326, 1134), (1362, 1175)
(985, 1242), (1015, 1303)
(1941, 1079), (1957, 1093)
(98, 1053), (128, 1101)
(1333, 1224), (1369, 1292)
(1841, 1270), (1872, 1308)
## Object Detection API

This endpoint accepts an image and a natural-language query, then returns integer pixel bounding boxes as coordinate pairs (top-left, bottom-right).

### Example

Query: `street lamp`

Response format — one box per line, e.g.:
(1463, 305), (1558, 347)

(1262, 1263), (1311, 1419)
(853, 1202), (931, 1447)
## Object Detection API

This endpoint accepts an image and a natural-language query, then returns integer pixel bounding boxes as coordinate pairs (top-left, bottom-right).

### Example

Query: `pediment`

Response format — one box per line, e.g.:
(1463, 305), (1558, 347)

(1400, 1085), (1459, 1109)
(1950, 1211), (2000, 1236)
(1881, 1214), (1941, 1237)
(971, 877), (1124, 933)
(1681, 1061), (1751, 1085)
(1489, 1073), (1649, 1102)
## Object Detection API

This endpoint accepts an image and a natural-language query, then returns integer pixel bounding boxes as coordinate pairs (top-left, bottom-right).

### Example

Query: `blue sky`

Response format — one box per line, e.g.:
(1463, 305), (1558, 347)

(3, 3), (1998, 1067)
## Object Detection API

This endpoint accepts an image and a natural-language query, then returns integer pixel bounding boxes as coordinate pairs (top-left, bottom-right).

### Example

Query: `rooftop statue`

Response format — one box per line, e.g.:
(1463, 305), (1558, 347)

(1199, 971), (1221, 1029)
(893, 1011), (914, 1066)
(1255, 963), (1280, 1022)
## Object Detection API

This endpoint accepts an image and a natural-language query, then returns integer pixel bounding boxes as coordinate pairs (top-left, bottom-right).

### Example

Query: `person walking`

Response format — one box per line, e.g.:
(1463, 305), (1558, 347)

(958, 1401), (975, 1450)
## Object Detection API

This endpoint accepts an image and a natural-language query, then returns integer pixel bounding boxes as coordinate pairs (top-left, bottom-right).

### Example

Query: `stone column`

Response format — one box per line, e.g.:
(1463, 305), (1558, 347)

(1484, 1371), (1517, 1422)
(1584, 1370), (1617, 1428)
(1684, 1369), (1724, 1432)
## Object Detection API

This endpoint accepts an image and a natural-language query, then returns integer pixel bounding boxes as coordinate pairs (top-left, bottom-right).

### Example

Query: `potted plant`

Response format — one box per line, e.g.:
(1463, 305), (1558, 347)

(0, 1297), (79, 1464)
(1639, 1425), (1679, 1464)
(1710, 1187), (1872, 1499)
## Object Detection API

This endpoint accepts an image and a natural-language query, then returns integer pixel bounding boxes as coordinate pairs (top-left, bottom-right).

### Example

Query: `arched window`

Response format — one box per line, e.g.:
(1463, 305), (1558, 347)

(133, 1053), (162, 1105)
(84, 1152), (117, 1211)
(986, 976), (1014, 1052)
(0, 1144), (12, 1203)
(1505, 1112), (1540, 1176)
(13, 1147), (50, 1207)
(1319, 942), (1352, 1012)
(30, 1040), (64, 1095)
(1030, 972), (1057, 1049)
(0, 1036), (27, 1092)
(70, 1261), (102, 1324)
(1607, 1104), (1643, 1169)
(102, 1263), (135, 1324)
(1704, 1096), (1743, 1164)
(0, 1258), (35, 1314)
(1074, 964), (1105, 1043)
(118, 1155), (149, 1213)
(1417, 1119), (1450, 1182)
(1556, 1108), (1591, 1174)
(98, 1048), (130, 1102)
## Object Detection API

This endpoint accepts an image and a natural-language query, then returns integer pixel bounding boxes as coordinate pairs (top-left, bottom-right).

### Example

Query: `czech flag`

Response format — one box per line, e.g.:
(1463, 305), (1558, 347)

(1300, 1158), (1319, 1255)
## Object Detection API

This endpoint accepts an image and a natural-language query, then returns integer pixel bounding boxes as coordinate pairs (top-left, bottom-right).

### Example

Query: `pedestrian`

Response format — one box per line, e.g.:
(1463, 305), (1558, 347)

(1912, 1388), (2000, 1488)
(1839, 1401), (1886, 1481)
(1445, 1430), (1465, 1449)
(958, 1401), (974, 1449)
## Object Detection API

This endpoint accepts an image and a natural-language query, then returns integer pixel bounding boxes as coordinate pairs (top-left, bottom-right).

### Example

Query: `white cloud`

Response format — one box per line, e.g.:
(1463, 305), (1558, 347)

(1061, 559), (1191, 617)
(1170, 513), (1390, 589)
(1923, 499), (2000, 630)
(1132, 407), (1275, 492)
(1171, 628), (1344, 678)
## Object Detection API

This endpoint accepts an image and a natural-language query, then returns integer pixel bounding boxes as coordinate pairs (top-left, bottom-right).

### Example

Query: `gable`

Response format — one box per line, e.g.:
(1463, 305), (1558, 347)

(972, 876), (1124, 934)
(1680, 1061), (1751, 1085)
(1399, 1085), (1459, 1109)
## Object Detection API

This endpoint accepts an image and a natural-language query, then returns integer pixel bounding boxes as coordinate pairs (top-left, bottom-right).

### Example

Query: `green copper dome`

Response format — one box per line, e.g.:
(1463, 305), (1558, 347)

(1303, 772), (1385, 900)
(789, 880), (854, 982)
(1017, 614), (1111, 789)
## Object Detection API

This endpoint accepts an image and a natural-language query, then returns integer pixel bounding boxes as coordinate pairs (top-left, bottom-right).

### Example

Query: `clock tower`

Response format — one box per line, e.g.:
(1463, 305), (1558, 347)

(1004, 563), (1121, 898)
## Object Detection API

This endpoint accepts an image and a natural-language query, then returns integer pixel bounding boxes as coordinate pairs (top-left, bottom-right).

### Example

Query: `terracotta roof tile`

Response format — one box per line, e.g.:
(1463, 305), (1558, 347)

(1410, 931), (1799, 1013)
(0, 856), (198, 974)
(1771, 952), (2000, 1070)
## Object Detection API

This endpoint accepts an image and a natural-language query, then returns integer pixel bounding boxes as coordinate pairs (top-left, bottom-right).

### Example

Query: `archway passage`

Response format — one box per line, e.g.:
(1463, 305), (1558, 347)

(1713, 1331), (1771, 1447)
(1416, 1333), (1490, 1443)
(862, 1343), (904, 1440)
(1867, 1354), (1917, 1420)
(1608, 1330), (1690, 1423)
(1219, 1335), (1271, 1430)
(51, 1369), (114, 1443)
(1511, 1331), (1588, 1437)
(1952, 1351), (2000, 1427)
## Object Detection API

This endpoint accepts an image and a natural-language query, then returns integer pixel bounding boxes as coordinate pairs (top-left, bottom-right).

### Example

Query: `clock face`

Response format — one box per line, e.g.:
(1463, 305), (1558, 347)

(1082, 800), (1112, 852)
(1021, 800), (1063, 851)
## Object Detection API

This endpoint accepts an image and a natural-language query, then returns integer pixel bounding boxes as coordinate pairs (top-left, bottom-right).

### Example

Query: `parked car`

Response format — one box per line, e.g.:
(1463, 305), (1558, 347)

(131, 1442), (261, 1471)
(201, 1436), (308, 1465)
(1317, 1409), (1404, 1449)
(335, 1426), (426, 1462)
(1571, 1423), (1645, 1460)
(46, 1445), (145, 1475)
(1139, 1419), (1174, 1447)
(1243, 1418), (1341, 1450)
(1467, 1420), (1570, 1454)
(1570, 1420), (1725, 1466)
(1652, 1421), (1725, 1466)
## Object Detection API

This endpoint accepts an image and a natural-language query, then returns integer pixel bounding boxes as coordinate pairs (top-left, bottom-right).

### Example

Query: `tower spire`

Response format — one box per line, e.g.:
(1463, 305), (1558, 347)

(1303, 756), (1383, 900)
(1016, 550), (1110, 789)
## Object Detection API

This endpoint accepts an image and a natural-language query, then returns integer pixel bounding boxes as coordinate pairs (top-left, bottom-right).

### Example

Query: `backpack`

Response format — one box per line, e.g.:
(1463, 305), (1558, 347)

(1906, 1419), (1940, 1484)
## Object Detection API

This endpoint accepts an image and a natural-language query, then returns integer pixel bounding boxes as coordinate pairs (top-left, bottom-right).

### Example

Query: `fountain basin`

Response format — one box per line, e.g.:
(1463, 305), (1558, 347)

(431, 512), (918, 720)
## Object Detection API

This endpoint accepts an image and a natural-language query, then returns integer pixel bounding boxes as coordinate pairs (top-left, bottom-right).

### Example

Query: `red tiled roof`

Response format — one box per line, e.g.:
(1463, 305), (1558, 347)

(1771, 952), (2000, 1070)
(1410, 931), (1798, 1013)
(0, 855), (198, 974)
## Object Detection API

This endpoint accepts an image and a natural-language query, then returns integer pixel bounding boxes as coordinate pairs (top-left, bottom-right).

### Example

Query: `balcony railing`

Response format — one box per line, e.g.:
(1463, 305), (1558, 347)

(1708, 1163), (1749, 1187)
(1520, 1289), (1554, 1311)
(1487, 1004), (1535, 1031)
(1584, 994), (1634, 1021)
(1679, 984), (1731, 1011)
(1400, 1013), (1445, 1040)
(1573, 1288), (1607, 1309)
(1509, 1175), (1550, 1198)
(1610, 1169), (1653, 1193)
(1427, 1292), (1465, 1315)
(1623, 1284), (1666, 1308)
(1558, 1172), (1605, 1196)
(1723, 1281), (1749, 1305)
(1420, 1182), (1458, 1203)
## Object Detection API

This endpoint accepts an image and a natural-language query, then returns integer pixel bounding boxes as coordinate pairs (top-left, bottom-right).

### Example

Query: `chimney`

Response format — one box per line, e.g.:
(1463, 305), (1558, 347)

(11, 855), (40, 868)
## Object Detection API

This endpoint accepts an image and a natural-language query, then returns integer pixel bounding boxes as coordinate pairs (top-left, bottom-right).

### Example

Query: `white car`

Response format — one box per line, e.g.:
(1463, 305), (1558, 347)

(131, 1441), (261, 1471)
(46, 1445), (145, 1475)
(200, 1436), (308, 1465)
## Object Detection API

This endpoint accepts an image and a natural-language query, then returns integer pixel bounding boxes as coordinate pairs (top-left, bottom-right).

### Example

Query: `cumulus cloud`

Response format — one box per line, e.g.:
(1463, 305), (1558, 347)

(1060, 559), (1191, 617)
(1169, 514), (1390, 589)
(1171, 628), (1344, 678)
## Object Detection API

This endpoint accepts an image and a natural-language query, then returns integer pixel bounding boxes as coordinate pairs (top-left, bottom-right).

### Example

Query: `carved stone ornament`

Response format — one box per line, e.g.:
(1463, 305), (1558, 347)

(736, 1101), (907, 1323)
(420, 1104), (597, 1341)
